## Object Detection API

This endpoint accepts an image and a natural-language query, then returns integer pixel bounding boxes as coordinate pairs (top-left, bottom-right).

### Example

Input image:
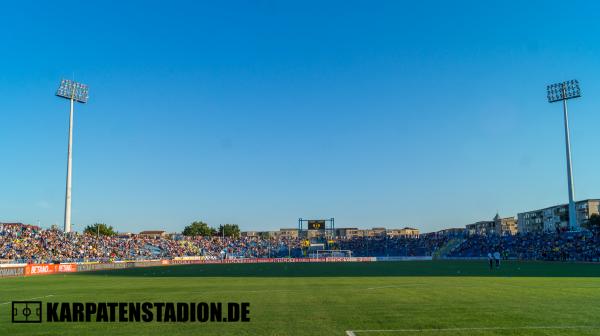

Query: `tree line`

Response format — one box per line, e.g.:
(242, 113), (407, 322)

(79, 221), (241, 238)
(182, 221), (240, 238)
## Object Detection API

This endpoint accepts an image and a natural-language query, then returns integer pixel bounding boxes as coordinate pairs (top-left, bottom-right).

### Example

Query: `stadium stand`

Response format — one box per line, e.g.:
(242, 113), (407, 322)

(448, 231), (600, 261)
(2, 223), (600, 263)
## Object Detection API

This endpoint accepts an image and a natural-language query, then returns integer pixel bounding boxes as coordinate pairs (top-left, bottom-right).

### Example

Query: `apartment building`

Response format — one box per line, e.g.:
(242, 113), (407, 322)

(518, 199), (600, 233)
(466, 214), (517, 236)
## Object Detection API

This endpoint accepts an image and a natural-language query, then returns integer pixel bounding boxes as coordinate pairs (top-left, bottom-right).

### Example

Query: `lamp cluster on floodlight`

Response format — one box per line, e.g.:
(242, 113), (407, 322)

(56, 79), (89, 103)
(547, 79), (581, 103)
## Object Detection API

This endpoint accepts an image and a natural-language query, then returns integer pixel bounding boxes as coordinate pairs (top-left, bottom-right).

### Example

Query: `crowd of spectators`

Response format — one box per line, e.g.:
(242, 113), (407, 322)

(337, 235), (450, 257)
(0, 223), (448, 262)
(0, 224), (182, 262)
(0, 224), (305, 263)
(191, 236), (303, 259)
(448, 231), (600, 261)
(3, 223), (600, 263)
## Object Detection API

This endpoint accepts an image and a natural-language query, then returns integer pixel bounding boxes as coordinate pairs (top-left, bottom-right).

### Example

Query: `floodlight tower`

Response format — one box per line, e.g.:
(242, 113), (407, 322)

(547, 79), (581, 231)
(56, 79), (89, 233)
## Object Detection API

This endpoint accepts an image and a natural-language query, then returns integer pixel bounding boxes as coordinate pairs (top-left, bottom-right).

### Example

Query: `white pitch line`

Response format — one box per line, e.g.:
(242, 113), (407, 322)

(365, 284), (426, 290)
(0, 294), (55, 305)
(365, 285), (406, 290)
(346, 325), (600, 334)
(366, 286), (397, 290)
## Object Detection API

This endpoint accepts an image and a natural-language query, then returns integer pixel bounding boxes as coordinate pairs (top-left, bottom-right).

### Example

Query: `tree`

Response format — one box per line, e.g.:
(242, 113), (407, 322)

(218, 224), (241, 238)
(585, 214), (600, 232)
(182, 221), (216, 237)
(84, 223), (116, 237)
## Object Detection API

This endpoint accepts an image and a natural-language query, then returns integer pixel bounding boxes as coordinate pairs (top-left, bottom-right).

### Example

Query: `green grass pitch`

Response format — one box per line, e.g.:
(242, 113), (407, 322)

(2, 260), (600, 336)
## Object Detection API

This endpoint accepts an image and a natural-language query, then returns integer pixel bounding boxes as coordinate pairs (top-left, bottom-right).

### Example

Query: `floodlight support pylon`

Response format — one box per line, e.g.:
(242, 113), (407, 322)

(64, 97), (74, 233)
(561, 85), (577, 231)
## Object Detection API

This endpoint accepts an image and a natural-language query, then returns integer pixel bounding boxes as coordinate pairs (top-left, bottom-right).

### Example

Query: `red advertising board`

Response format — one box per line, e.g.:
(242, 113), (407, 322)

(58, 263), (77, 273)
(24, 263), (77, 276)
(25, 264), (56, 276)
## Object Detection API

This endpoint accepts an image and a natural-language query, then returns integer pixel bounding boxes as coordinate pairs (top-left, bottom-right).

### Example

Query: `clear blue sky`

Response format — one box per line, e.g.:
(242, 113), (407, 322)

(1, 1), (599, 233)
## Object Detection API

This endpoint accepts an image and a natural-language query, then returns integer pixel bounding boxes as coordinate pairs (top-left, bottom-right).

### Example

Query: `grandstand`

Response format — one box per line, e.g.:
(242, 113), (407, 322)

(3, 222), (600, 263)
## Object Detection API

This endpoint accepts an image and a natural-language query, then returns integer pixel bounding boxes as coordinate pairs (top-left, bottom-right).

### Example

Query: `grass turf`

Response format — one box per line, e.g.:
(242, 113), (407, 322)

(2, 260), (600, 336)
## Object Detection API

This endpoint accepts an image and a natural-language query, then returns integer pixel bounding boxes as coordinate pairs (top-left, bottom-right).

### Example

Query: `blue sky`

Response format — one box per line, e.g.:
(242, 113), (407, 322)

(1, 1), (599, 233)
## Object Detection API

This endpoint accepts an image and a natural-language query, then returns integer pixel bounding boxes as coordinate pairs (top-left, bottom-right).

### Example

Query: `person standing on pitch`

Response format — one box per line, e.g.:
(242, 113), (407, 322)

(494, 250), (501, 268)
(487, 252), (494, 270)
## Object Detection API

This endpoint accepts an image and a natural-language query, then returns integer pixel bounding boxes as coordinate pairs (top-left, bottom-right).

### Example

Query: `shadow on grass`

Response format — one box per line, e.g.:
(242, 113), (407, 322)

(74, 260), (600, 278)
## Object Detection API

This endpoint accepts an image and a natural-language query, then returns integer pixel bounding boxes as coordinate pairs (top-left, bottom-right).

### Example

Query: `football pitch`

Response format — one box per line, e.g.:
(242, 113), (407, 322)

(2, 260), (600, 336)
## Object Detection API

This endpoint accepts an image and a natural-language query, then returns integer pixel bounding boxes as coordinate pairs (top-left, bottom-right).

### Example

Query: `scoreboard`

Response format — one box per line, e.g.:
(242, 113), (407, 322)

(298, 218), (334, 235)
(307, 220), (326, 230)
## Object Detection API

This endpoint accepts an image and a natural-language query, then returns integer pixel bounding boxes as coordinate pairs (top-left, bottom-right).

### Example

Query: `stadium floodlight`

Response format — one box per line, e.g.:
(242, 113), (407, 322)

(56, 79), (89, 233)
(546, 79), (580, 231)
(56, 79), (89, 103)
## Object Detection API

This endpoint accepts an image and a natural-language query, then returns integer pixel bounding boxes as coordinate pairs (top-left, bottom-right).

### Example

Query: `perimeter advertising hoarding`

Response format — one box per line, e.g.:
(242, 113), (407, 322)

(0, 266), (24, 277)
(23, 264), (77, 276)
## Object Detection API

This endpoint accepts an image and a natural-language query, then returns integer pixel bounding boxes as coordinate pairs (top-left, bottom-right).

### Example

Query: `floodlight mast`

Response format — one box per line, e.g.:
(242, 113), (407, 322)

(546, 80), (580, 231)
(56, 79), (89, 233)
